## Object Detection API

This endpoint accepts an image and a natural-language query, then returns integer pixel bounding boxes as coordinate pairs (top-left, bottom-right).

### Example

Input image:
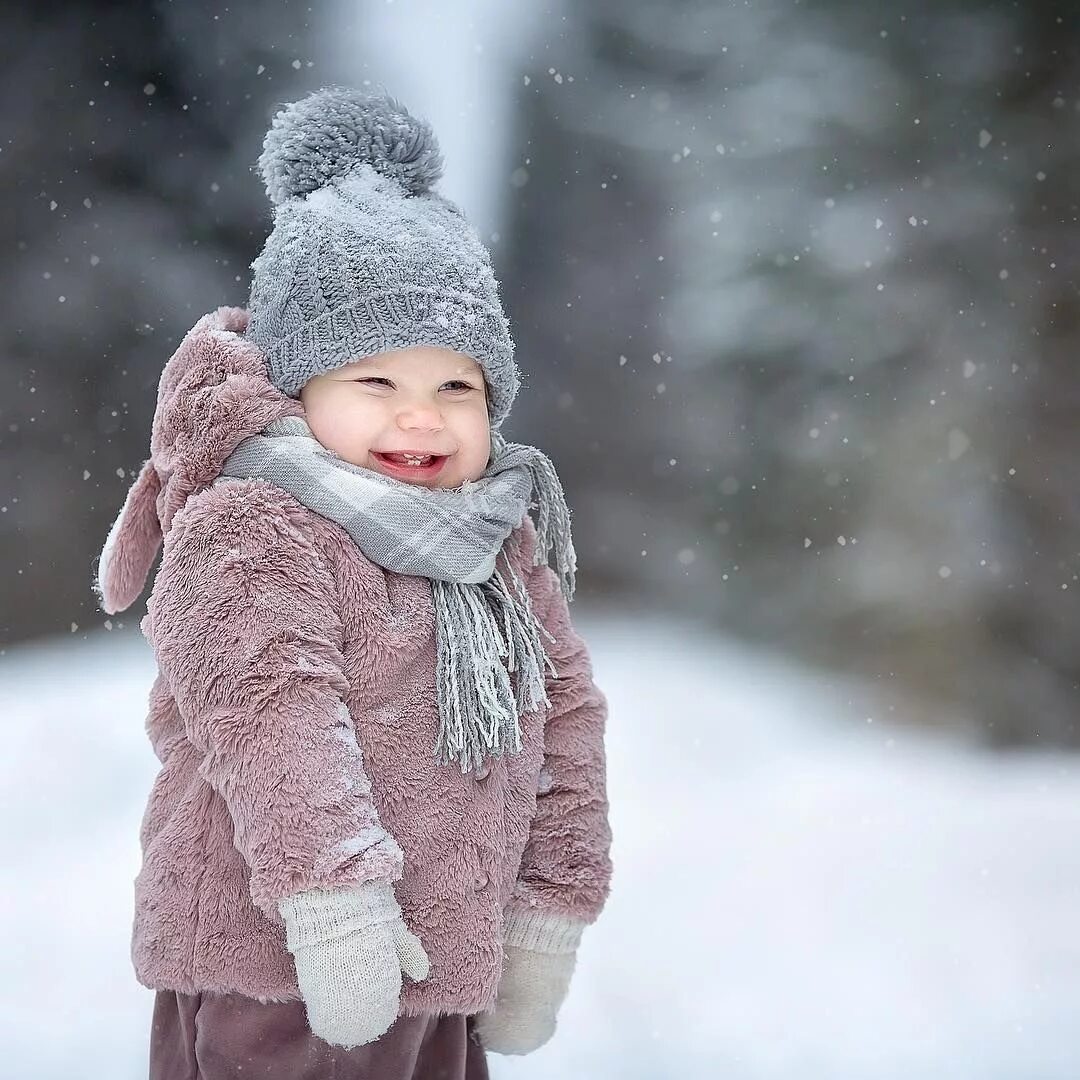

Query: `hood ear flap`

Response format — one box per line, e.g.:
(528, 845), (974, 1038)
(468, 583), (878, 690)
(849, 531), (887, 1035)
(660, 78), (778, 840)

(92, 458), (163, 616)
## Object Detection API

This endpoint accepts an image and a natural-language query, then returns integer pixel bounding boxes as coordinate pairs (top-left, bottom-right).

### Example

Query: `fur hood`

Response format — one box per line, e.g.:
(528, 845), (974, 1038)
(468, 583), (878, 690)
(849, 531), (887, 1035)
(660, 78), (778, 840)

(93, 307), (304, 615)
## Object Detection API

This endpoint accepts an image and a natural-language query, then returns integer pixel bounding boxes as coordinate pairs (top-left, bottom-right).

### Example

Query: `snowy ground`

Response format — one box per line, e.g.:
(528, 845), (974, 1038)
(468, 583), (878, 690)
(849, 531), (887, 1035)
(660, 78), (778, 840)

(3, 609), (1079, 1079)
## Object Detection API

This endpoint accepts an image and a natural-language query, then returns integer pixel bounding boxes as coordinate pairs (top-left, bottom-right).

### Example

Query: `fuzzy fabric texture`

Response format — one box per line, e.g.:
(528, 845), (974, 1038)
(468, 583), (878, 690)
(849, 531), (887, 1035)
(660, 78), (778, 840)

(93, 307), (613, 1015)
(218, 413), (577, 775)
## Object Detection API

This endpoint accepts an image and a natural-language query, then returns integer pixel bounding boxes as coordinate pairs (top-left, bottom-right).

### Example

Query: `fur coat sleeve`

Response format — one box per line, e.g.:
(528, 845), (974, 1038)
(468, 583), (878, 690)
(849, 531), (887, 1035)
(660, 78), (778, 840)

(504, 516), (614, 936)
(143, 478), (405, 920)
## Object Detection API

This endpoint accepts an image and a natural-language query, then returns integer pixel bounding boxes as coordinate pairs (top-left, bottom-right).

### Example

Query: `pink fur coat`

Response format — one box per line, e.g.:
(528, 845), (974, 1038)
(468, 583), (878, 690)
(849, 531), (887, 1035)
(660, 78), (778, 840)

(94, 306), (613, 1014)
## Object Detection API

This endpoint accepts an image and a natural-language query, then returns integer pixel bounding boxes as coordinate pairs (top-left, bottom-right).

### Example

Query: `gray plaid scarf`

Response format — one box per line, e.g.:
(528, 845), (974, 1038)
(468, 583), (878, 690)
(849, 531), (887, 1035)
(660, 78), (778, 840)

(218, 415), (576, 774)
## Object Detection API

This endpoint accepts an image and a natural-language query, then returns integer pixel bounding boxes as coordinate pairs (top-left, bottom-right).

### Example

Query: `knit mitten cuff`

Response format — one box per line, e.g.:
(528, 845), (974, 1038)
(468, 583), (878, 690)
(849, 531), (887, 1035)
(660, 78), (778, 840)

(278, 881), (401, 952)
(501, 904), (587, 954)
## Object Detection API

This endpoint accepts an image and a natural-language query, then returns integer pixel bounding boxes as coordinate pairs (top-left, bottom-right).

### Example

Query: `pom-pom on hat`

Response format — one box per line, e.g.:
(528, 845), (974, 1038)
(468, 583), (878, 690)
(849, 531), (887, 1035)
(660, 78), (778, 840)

(245, 85), (520, 427)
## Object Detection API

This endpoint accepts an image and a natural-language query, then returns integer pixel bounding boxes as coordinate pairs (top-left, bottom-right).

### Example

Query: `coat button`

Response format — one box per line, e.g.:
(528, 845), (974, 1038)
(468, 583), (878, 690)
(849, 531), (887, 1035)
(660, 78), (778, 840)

(474, 762), (491, 781)
(473, 869), (489, 890)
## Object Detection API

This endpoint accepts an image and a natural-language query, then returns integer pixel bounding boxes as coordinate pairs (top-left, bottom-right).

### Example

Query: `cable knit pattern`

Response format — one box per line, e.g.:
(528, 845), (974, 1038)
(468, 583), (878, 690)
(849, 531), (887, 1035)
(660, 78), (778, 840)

(246, 88), (520, 425)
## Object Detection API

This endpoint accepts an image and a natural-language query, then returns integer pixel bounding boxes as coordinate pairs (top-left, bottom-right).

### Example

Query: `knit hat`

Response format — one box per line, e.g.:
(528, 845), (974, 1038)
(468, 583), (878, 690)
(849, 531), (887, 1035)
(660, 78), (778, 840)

(245, 85), (520, 428)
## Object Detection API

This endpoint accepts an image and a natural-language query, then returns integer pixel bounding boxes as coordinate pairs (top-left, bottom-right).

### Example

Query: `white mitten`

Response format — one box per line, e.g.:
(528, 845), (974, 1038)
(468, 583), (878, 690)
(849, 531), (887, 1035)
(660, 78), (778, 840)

(474, 944), (578, 1055)
(278, 881), (430, 1049)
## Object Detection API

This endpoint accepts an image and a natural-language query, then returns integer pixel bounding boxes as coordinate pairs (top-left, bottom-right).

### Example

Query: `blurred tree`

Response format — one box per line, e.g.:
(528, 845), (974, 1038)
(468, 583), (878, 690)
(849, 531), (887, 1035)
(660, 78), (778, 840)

(501, 0), (1080, 745)
(7, 0), (1078, 748)
(2, 1), (319, 643)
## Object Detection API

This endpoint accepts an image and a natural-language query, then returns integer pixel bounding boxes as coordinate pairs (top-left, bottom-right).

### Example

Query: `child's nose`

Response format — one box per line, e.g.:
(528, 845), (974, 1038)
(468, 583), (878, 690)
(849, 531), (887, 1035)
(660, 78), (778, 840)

(396, 403), (445, 431)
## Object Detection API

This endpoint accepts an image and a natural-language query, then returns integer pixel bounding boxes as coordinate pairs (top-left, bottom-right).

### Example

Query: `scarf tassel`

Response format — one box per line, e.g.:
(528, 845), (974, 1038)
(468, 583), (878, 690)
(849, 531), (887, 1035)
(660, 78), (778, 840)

(432, 554), (559, 774)
(221, 417), (580, 776)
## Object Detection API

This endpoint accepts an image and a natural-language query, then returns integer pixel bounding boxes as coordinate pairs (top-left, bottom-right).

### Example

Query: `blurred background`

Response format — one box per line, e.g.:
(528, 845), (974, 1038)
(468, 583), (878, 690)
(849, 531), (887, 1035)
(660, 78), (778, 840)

(4, 1), (1080, 1077)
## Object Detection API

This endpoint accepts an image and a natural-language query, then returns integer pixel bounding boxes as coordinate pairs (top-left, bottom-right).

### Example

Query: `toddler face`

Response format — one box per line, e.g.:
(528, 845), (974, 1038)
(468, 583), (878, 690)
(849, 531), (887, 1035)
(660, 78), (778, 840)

(299, 346), (492, 489)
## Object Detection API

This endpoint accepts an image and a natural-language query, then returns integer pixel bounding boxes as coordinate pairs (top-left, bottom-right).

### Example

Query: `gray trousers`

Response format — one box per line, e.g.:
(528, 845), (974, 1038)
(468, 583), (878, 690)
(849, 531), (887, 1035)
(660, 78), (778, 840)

(148, 989), (490, 1080)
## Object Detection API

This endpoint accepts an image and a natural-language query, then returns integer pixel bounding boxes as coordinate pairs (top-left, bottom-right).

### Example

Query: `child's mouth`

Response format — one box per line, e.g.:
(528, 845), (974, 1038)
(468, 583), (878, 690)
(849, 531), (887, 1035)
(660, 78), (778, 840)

(371, 451), (450, 481)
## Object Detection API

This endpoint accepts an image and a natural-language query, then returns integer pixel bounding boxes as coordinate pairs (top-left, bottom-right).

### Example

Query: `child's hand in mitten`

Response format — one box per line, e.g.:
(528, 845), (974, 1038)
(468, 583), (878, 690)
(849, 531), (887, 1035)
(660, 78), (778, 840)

(278, 881), (429, 1049)
(473, 944), (577, 1055)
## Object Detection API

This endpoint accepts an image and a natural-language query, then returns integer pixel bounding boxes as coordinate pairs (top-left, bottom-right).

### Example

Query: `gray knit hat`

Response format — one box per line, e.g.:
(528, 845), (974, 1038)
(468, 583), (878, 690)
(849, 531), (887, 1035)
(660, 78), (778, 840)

(245, 85), (520, 428)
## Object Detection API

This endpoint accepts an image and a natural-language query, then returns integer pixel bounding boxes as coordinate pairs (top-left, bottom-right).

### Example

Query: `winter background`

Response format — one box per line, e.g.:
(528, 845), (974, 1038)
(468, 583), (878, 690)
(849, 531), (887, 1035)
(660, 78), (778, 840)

(3, 1), (1080, 1078)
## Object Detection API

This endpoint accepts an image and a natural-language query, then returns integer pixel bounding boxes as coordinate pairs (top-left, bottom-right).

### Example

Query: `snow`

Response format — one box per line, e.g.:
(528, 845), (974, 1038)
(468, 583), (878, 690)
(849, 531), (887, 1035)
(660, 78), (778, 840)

(2, 612), (1079, 1078)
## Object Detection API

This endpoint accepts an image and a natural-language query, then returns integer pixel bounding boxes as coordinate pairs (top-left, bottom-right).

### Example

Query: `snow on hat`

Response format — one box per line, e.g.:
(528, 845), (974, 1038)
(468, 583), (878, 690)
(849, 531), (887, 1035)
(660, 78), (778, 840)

(245, 85), (520, 427)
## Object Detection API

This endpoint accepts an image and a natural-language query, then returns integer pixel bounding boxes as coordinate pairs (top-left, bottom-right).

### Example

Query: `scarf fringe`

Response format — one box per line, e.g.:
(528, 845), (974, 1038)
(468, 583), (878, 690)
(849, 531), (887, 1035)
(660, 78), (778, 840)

(226, 417), (579, 776)
(428, 433), (581, 774)
(432, 554), (560, 775)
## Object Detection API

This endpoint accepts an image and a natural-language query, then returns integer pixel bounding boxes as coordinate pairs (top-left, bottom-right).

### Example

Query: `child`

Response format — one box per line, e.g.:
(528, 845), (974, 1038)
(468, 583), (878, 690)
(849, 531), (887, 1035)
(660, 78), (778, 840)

(92, 86), (613, 1079)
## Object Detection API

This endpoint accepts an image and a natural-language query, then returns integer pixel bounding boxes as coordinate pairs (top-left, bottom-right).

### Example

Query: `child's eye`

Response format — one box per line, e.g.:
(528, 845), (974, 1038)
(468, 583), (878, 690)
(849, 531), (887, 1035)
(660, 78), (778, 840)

(354, 377), (475, 393)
